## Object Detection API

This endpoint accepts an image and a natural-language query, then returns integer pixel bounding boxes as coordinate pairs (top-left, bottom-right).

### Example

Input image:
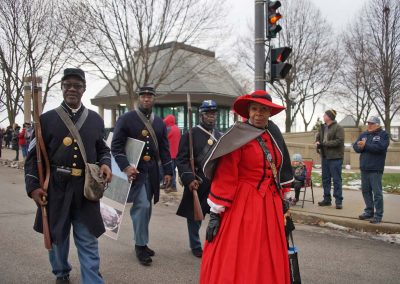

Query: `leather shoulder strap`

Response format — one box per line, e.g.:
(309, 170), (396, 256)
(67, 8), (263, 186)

(135, 110), (160, 162)
(55, 106), (88, 164)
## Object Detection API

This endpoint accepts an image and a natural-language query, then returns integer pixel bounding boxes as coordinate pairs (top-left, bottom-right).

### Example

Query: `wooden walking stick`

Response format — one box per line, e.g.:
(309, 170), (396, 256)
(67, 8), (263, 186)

(31, 70), (52, 250)
(187, 93), (204, 221)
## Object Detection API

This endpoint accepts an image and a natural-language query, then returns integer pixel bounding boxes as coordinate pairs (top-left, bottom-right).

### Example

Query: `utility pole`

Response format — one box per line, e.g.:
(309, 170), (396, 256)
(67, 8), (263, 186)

(254, 0), (266, 90)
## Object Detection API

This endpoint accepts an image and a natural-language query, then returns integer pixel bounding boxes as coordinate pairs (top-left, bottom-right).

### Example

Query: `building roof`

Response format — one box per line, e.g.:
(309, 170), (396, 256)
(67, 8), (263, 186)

(91, 42), (243, 108)
(339, 115), (357, 128)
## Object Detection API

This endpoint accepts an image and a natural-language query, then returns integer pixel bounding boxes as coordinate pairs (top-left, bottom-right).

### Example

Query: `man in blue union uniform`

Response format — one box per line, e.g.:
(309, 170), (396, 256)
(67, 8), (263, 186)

(25, 68), (112, 284)
(111, 86), (173, 266)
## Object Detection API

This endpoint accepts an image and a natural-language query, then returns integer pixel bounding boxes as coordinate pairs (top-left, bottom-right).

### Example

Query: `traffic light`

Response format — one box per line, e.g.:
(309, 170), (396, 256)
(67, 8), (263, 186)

(267, 1), (282, 39)
(270, 47), (292, 82)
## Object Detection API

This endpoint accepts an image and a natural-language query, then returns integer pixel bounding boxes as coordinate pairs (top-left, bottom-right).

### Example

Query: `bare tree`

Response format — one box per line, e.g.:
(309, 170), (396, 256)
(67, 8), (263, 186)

(362, 0), (400, 137)
(0, 0), (75, 125)
(232, 0), (340, 132)
(63, 0), (227, 110)
(274, 0), (341, 132)
(338, 16), (375, 126)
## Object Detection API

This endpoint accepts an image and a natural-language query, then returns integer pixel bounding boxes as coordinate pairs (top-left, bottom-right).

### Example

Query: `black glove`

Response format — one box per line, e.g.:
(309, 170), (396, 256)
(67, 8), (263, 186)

(282, 199), (290, 214)
(206, 212), (220, 242)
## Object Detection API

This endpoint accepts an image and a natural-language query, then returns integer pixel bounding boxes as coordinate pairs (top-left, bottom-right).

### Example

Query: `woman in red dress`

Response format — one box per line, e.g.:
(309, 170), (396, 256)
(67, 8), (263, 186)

(200, 90), (294, 284)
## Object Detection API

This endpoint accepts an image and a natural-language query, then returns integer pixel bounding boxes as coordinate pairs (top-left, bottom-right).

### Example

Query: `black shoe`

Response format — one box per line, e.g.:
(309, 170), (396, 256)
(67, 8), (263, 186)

(192, 248), (203, 258)
(145, 245), (155, 256)
(370, 218), (381, 224)
(56, 275), (70, 284)
(336, 204), (343, 209)
(135, 245), (152, 266)
(358, 214), (374, 220)
(318, 200), (332, 206)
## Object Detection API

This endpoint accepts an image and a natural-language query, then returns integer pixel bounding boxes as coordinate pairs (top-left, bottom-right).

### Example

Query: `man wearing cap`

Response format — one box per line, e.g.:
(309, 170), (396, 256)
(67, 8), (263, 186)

(315, 109), (345, 209)
(25, 68), (112, 283)
(176, 100), (222, 258)
(111, 86), (173, 266)
(353, 116), (389, 224)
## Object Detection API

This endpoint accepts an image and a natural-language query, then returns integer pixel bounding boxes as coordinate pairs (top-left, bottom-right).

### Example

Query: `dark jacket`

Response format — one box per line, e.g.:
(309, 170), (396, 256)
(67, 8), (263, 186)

(176, 124), (222, 219)
(315, 121), (344, 159)
(111, 110), (173, 204)
(352, 128), (389, 173)
(24, 103), (111, 244)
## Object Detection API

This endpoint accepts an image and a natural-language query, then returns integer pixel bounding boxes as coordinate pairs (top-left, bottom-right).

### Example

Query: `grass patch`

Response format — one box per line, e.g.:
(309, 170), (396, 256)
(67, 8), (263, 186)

(311, 172), (400, 194)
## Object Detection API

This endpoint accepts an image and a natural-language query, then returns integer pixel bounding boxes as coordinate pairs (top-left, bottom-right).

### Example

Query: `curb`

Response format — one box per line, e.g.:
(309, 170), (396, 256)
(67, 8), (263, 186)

(291, 210), (400, 234)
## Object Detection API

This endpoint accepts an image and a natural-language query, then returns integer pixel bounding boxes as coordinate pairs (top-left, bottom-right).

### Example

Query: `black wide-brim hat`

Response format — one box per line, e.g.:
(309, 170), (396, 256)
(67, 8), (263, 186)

(233, 90), (285, 118)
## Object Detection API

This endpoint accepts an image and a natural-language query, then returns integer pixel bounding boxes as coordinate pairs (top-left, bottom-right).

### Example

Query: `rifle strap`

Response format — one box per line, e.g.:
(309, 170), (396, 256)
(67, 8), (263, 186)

(135, 109), (161, 164)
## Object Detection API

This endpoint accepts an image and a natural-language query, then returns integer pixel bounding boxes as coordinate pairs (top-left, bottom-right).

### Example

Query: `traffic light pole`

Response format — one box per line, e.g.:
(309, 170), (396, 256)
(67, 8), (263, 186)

(254, 0), (266, 91)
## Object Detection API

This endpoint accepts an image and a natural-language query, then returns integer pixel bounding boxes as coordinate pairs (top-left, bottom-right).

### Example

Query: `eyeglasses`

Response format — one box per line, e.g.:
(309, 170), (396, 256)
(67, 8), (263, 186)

(62, 83), (85, 90)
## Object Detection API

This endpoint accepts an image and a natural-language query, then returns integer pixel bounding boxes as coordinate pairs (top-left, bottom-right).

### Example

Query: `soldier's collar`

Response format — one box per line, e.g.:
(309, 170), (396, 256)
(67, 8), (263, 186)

(61, 101), (84, 117)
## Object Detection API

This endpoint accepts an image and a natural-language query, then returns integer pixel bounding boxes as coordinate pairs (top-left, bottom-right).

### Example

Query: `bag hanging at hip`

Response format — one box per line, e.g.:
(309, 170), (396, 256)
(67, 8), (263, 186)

(55, 107), (107, 201)
(84, 163), (107, 201)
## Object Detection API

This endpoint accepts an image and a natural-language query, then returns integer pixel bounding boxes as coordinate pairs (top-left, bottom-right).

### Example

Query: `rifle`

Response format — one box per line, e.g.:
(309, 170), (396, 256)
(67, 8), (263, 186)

(31, 70), (52, 250)
(187, 93), (204, 221)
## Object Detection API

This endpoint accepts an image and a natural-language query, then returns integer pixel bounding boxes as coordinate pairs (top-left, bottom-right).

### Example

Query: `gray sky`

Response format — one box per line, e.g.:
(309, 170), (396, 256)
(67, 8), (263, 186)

(4, 0), (368, 128)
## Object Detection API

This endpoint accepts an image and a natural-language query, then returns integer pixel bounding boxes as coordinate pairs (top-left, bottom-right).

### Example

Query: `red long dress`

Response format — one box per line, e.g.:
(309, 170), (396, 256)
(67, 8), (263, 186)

(200, 132), (290, 284)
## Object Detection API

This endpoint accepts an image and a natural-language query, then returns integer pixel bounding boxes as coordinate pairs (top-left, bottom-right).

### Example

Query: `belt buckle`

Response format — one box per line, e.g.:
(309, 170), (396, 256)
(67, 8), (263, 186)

(143, 155), (151, 161)
(71, 168), (82, 176)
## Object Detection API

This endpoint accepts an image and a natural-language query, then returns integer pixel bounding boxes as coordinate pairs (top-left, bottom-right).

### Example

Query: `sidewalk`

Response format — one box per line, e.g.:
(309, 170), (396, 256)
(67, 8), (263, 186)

(290, 186), (400, 234)
(1, 147), (399, 233)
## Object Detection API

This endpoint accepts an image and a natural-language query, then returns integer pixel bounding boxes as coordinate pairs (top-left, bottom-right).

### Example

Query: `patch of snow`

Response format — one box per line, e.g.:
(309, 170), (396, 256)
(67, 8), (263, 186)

(347, 179), (361, 186)
(321, 222), (351, 231)
(371, 233), (400, 245)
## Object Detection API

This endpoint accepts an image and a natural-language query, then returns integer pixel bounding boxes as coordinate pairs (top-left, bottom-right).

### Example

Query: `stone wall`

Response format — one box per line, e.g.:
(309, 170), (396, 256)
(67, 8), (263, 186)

(283, 128), (400, 168)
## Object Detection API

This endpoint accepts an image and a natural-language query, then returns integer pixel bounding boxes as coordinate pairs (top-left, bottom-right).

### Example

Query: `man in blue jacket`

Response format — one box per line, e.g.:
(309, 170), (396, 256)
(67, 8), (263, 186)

(353, 116), (389, 224)
(111, 86), (172, 266)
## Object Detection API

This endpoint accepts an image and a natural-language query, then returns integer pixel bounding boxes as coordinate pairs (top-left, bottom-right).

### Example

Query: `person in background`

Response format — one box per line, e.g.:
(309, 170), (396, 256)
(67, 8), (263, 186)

(315, 109), (345, 209)
(11, 124), (20, 161)
(291, 153), (307, 205)
(18, 123), (28, 159)
(163, 114), (181, 193)
(200, 90), (293, 283)
(4, 126), (13, 149)
(353, 116), (389, 224)
(176, 100), (222, 258)
(24, 122), (33, 144)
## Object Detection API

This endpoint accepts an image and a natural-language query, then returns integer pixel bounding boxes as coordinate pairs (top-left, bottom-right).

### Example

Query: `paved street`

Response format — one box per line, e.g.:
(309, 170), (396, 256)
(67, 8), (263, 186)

(0, 165), (399, 283)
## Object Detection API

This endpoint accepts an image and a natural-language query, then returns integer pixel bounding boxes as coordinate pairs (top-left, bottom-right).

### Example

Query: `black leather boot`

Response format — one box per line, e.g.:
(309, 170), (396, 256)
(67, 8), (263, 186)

(135, 245), (152, 266)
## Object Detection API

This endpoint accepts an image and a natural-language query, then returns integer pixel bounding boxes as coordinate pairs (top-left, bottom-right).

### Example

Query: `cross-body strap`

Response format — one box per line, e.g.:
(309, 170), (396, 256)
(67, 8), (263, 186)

(135, 110), (160, 163)
(55, 106), (88, 164)
(256, 136), (284, 199)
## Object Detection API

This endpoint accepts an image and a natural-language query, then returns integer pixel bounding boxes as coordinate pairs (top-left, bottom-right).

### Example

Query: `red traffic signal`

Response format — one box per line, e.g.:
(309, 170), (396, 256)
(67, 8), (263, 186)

(270, 47), (292, 83)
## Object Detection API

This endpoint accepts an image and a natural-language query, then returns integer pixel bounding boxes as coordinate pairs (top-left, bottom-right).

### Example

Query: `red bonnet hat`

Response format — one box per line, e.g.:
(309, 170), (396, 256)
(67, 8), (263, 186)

(233, 90), (285, 118)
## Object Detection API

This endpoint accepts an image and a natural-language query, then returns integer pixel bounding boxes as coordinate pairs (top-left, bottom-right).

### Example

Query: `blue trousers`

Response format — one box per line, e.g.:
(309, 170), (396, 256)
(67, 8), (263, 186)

(48, 211), (104, 284)
(321, 158), (343, 204)
(187, 219), (202, 250)
(130, 177), (152, 246)
(361, 171), (384, 220)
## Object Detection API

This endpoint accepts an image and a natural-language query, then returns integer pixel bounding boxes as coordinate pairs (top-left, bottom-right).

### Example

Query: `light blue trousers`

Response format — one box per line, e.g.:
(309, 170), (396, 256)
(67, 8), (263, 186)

(130, 177), (152, 246)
